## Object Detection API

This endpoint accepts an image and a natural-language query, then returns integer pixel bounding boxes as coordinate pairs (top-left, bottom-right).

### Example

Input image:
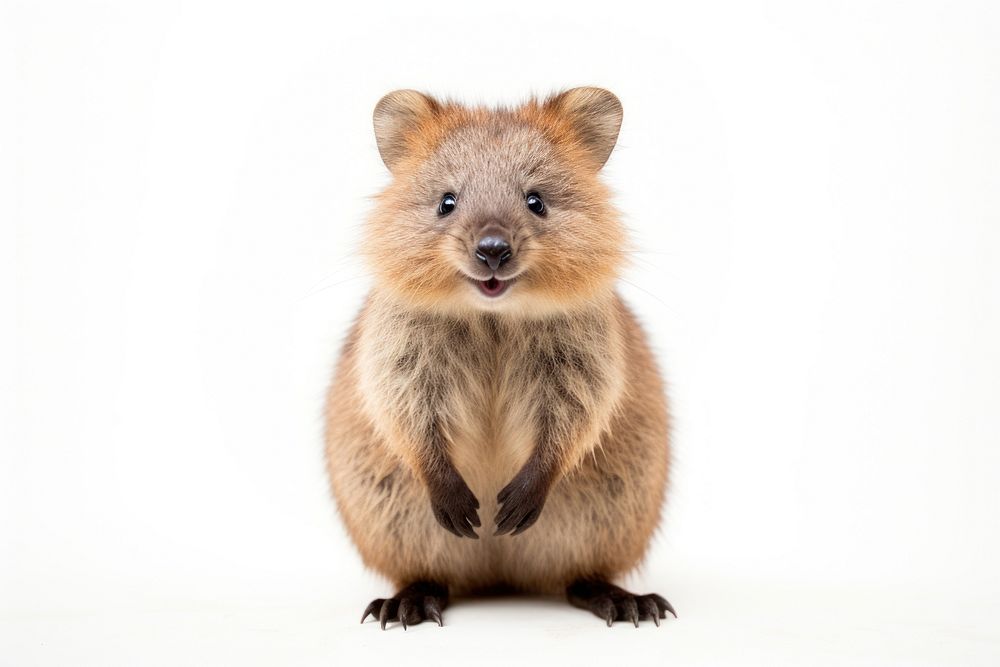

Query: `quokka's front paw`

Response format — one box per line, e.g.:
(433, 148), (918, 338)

(494, 467), (550, 536)
(429, 473), (480, 538)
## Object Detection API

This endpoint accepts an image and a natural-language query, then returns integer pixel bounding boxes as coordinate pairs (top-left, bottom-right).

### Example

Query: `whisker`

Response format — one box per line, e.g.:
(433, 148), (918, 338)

(298, 273), (371, 301)
(618, 277), (675, 311)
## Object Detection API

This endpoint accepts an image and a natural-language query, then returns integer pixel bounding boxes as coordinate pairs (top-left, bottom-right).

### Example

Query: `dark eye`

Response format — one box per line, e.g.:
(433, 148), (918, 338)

(526, 192), (546, 216)
(438, 193), (457, 216)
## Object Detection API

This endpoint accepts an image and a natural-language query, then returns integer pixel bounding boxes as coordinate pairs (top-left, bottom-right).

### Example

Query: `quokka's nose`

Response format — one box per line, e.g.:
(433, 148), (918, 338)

(475, 236), (513, 271)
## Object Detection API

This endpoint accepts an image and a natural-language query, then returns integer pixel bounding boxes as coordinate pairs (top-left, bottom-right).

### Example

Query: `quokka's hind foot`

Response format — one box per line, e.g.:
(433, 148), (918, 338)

(360, 581), (449, 630)
(567, 579), (676, 627)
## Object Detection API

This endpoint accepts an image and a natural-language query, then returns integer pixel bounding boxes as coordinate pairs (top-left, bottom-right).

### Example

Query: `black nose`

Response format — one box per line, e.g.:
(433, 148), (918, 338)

(475, 236), (512, 271)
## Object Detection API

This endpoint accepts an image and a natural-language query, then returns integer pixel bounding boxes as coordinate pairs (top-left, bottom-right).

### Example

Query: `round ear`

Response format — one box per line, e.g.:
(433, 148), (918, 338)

(373, 90), (438, 172)
(545, 87), (623, 169)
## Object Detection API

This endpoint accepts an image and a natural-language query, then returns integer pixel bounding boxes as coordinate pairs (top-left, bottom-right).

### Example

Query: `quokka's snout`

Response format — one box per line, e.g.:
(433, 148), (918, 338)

(473, 230), (512, 272)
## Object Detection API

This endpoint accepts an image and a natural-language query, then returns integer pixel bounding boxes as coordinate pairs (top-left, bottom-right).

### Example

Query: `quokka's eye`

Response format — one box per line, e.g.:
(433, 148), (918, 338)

(438, 193), (457, 216)
(526, 192), (546, 216)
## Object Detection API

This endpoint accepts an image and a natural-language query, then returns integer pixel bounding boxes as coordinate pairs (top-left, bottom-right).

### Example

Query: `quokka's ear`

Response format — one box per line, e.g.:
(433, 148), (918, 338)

(373, 90), (439, 172)
(545, 87), (623, 169)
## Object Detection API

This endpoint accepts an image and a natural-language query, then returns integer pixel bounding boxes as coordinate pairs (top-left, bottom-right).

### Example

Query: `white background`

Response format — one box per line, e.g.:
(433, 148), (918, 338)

(3, 0), (999, 664)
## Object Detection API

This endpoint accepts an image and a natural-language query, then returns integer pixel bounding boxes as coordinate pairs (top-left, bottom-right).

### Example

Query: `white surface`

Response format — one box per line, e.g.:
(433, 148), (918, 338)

(3, 572), (998, 666)
(4, 0), (1000, 664)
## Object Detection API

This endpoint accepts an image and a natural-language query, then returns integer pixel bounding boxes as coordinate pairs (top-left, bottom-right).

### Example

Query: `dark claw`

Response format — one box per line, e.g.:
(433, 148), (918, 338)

(652, 593), (677, 619)
(493, 508), (514, 536)
(398, 597), (414, 630)
(510, 507), (541, 536)
(379, 597), (398, 630)
(640, 597), (660, 626)
(457, 517), (478, 539)
(360, 599), (384, 624)
(622, 597), (639, 627)
(597, 599), (615, 627)
(494, 499), (543, 535)
(424, 597), (443, 627)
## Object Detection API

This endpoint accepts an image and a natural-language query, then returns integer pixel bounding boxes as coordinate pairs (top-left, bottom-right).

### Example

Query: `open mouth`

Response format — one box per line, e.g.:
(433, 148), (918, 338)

(476, 276), (510, 298)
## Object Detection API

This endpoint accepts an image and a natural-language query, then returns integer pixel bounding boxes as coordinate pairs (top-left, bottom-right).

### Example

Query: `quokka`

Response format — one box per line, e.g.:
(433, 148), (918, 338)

(325, 87), (673, 628)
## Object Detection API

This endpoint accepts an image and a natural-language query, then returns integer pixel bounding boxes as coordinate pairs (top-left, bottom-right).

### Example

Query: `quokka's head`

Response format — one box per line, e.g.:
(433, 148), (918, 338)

(364, 87), (626, 317)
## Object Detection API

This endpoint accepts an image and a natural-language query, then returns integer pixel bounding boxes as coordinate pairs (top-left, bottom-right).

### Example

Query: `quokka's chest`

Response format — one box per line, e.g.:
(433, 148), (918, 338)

(360, 304), (622, 413)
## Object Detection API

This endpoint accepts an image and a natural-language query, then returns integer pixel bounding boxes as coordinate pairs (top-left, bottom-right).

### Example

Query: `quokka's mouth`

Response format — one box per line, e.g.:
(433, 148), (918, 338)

(477, 277), (510, 298)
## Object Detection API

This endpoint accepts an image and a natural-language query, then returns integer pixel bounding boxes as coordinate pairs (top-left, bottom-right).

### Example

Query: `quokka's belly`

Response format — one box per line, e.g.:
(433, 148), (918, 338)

(328, 398), (666, 595)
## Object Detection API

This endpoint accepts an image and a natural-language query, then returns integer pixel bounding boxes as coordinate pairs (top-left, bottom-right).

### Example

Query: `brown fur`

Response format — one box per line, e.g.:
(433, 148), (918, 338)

(324, 88), (669, 596)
